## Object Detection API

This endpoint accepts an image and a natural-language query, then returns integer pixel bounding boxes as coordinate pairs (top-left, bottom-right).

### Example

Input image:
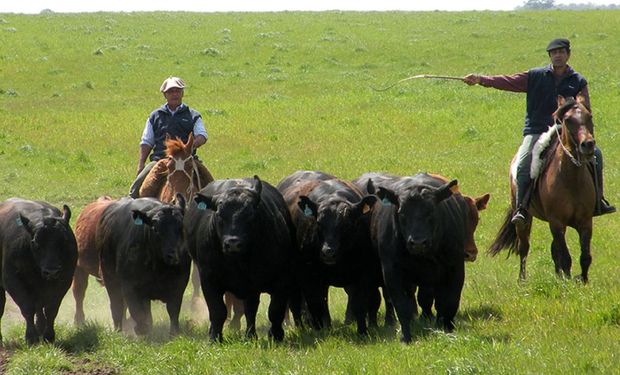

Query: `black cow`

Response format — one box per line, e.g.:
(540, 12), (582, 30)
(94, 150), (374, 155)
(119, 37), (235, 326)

(98, 195), (189, 336)
(0, 198), (77, 345)
(185, 176), (299, 342)
(278, 171), (379, 335)
(367, 173), (468, 343)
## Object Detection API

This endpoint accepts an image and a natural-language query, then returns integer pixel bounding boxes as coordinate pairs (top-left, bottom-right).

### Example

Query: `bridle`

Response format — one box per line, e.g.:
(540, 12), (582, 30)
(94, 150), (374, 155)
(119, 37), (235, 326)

(554, 103), (591, 168)
(166, 154), (203, 198)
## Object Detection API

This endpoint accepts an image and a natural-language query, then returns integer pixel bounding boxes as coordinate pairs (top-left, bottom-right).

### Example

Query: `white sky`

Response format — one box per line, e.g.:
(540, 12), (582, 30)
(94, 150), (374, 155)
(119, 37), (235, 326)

(1, 0), (618, 14)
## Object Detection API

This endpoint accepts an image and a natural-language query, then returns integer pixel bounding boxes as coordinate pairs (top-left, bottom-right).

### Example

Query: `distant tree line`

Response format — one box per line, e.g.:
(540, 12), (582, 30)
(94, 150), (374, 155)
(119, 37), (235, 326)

(517, 0), (620, 9)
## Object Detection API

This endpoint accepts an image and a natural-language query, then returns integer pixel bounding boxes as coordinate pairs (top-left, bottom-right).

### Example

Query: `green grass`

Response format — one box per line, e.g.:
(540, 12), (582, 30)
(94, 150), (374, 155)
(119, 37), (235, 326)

(1, 10), (620, 374)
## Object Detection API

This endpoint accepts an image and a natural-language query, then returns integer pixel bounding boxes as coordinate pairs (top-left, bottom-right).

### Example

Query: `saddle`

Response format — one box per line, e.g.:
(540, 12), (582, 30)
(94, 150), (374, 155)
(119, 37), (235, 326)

(530, 124), (560, 181)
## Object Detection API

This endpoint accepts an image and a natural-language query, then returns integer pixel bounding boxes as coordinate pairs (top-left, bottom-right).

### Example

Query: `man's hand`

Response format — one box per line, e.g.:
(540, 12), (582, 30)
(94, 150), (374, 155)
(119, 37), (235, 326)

(463, 74), (481, 86)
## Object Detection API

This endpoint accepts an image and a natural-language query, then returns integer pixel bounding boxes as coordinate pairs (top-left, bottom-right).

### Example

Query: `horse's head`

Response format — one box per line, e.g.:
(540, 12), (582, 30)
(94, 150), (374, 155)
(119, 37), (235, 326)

(554, 95), (595, 161)
(163, 133), (196, 200)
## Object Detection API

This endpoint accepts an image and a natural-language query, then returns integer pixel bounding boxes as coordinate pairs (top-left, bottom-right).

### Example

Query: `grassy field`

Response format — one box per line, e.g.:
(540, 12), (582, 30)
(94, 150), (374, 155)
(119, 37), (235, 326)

(1, 9), (620, 374)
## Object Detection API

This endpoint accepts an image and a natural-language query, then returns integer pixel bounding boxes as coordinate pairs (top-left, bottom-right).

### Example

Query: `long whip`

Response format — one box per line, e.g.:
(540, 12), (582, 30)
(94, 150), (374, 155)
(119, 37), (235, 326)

(370, 74), (465, 92)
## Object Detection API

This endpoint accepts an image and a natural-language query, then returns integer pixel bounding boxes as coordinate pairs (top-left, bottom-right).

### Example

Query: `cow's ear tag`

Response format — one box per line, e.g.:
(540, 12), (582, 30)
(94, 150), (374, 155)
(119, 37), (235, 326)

(16, 217), (23, 226)
(134, 217), (144, 226)
(381, 197), (392, 206)
(303, 206), (313, 217)
(197, 201), (207, 210)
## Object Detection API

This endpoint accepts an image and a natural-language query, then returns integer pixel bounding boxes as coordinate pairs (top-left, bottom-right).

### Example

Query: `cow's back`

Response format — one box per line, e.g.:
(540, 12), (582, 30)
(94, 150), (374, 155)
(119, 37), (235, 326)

(75, 196), (115, 276)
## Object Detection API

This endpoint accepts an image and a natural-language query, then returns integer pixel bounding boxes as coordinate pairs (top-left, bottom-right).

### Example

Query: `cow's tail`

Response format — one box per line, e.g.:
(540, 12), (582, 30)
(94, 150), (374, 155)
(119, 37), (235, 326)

(487, 207), (518, 257)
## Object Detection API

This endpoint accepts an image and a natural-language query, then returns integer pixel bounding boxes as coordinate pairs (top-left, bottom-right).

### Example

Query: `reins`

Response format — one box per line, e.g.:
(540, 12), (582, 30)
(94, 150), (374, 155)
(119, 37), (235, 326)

(554, 123), (583, 167)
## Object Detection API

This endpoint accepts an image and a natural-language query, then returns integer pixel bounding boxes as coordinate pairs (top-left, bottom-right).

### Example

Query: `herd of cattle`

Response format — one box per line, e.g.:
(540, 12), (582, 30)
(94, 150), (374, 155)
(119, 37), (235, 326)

(0, 170), (490, 345)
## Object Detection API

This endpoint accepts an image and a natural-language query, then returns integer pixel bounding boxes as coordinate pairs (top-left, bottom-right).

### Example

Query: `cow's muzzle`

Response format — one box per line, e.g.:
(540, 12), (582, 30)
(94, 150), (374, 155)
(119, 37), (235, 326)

(41, 267), (62, 280)
(222, 236), (243, 254)
(406, 237), (430, 255)
(320, 244), (338, 265)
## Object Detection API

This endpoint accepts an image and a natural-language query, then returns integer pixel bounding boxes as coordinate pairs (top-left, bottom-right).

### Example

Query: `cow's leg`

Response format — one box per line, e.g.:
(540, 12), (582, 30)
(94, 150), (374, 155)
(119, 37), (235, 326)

(577, 224), (593, 283)
(166, 291), (184, 336)
(267, 292), (287, 342)
(417, 285), (434, 320)
(35, 306), (45, 335)
(434, 265), (465, 333)
(225, 292), (243, 331)
(302, 283), (327, 330)
(549, 224), (571, 278)
(348, 285), (368, 335)
(367, 287), (381, 328)
(382, 266), (415, 343)
(42, 296), (64, 343)
(0, 286), (5, 342)
(203, 284), (226, 342)
(5, 278), (39, 345)
(382, 288), (396, 327)
(319, 284), (331, 328)
(125, 288), (152, 336)
(72, 266), (89, 326)
(244, 293), (260, 339)
(516, 218), (532, 282)
(343, 286), (354, 325)
(104, 277), (125, 332)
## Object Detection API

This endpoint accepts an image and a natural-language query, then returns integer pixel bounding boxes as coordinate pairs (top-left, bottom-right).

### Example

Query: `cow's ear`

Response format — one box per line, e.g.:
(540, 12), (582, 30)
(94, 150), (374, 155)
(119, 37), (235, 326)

(366, 179), (376, 195)
(17, 214), (35, 236)
(353, 195), (377, 216)
(194, 193), (217, 211)
(131, 210), (153, 227)
(298, 196), (318, 218)
(435, 179), (457, 203)
(475, 193), (490, 211)
(174, 193), (186, 212)
(61, 204), (71, 224)
(376, 187), (399, 208)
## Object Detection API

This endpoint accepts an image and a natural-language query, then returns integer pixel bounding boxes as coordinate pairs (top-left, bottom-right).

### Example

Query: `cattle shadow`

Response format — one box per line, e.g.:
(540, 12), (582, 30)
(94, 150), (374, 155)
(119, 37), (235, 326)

(56, 322), (104, 354)
(457, 303), (504, 325)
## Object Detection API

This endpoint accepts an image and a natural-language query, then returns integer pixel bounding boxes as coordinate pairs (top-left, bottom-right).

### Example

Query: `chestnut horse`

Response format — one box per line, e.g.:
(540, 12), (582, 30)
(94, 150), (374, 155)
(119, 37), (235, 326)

(489, 95), (596, 282)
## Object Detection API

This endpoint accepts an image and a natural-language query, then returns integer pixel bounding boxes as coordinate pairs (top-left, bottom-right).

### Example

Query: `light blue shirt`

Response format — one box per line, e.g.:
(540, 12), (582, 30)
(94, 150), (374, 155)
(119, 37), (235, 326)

(140, 103), (208, 147)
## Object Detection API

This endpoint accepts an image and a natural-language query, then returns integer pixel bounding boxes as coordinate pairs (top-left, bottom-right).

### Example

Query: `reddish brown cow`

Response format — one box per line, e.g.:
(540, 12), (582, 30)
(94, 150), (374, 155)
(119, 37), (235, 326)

(72, 196), (115, 326)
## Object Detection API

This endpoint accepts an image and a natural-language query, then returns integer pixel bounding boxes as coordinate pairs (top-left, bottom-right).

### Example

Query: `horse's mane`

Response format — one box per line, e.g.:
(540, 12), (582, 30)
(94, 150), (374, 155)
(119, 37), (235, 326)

(165, 137), (188, 158)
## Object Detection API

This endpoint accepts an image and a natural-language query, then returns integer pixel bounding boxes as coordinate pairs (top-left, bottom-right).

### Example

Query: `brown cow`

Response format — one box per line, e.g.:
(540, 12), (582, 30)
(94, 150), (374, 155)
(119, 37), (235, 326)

(72, 196), (115, 326)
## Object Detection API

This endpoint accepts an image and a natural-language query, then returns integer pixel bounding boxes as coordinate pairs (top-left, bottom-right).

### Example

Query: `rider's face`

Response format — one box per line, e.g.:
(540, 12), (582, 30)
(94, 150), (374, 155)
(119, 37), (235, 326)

(549, 48), (570, 69)
(164, 87), (184, 108)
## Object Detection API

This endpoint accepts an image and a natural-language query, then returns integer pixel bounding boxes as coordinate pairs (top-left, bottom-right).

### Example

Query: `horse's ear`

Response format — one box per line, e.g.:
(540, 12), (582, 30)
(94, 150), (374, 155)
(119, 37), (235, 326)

(576, 94), (591, 112)
(557, 95), (566, 108)
(186, 132), (194, 149)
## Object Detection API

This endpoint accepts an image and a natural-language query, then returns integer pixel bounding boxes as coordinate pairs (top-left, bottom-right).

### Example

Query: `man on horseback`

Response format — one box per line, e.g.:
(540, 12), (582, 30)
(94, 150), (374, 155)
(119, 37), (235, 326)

(463, 38), (615, 226)
(129, 76), (209, 198)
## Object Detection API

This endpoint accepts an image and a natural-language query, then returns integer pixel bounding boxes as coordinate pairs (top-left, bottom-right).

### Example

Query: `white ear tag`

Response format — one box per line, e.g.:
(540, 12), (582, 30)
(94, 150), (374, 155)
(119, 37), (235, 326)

(303, 206), (313, 217)
(134, 217), (144, 226)
(197, 201), (207, 210)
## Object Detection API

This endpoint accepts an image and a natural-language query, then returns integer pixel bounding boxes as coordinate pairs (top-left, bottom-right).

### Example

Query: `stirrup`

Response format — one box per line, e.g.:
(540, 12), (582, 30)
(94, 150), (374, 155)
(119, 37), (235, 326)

(594, 198), (616, 216)
(511, 209), (528, 226)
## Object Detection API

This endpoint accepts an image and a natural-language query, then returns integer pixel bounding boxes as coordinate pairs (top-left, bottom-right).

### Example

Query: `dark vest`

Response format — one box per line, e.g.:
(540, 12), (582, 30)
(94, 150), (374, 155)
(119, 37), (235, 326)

(525, 65), (587, 136)
(149, 104), (201, 161)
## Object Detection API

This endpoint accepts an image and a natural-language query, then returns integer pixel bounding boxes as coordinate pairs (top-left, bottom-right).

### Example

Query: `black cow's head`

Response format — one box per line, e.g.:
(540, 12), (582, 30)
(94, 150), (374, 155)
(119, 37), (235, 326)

(377, 179), (457, 256)
(298, 194), (376, 265)
(194, 176), (263, 255)
(131, 194), (186, 265)
(19, 205), (73, 280)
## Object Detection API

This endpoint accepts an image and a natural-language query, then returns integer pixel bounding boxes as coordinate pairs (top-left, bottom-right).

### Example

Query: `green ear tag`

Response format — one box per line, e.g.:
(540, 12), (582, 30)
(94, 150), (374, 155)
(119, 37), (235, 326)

(381, 197), (391, 206)
(304, 206), (313, 217)
(16, 217), (23, 226)
(197, 202), (207, 210)
(134, 217), (143, 226)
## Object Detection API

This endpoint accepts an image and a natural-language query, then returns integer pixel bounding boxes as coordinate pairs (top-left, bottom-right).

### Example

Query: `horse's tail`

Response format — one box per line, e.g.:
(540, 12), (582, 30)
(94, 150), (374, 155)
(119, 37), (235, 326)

(487, 207), (519, 257)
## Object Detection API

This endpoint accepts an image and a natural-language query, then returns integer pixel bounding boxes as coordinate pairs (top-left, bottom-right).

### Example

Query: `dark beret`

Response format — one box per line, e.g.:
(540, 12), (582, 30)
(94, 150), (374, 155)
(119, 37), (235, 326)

(546, 38), (570, 52)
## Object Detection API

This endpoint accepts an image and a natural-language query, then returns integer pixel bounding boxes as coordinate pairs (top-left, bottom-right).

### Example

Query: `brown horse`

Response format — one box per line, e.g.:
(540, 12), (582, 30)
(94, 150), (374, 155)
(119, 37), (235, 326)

(489, 95), (596, 282)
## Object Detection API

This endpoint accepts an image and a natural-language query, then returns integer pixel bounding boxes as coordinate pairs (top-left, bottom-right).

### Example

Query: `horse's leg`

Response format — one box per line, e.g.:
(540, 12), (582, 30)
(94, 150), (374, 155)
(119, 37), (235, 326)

(549, 224), (571, 279)
(516, 218), (532, 282)
(577, 225), (593, 283)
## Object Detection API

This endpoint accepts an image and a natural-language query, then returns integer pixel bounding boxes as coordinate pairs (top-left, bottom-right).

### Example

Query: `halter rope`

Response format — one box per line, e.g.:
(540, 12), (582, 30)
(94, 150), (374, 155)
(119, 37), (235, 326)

(166, 154), (199, 198)
(554, 120), (582, 167)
